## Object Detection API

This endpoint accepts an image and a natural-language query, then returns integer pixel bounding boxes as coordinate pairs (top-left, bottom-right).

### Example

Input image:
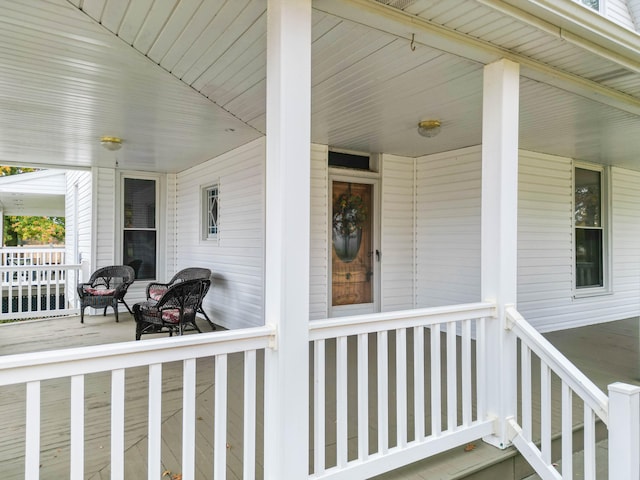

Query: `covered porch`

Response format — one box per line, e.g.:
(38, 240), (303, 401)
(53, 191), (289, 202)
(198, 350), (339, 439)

(2, 0), (640, 479)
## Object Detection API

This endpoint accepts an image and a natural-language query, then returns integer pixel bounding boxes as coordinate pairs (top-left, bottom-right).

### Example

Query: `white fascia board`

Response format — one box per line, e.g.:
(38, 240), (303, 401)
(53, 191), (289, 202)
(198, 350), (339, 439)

(496, 0), (640, 55)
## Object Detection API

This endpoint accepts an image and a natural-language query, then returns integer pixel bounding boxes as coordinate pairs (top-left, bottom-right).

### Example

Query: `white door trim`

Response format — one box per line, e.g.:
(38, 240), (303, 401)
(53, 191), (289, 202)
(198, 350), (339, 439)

(328, 171), (380, 317)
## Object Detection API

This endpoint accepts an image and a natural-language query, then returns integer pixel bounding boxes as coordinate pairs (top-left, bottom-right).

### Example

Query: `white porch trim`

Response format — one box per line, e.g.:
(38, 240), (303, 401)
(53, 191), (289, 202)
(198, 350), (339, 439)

(481, 58), (520, 448)
(263, 0), (312, 479)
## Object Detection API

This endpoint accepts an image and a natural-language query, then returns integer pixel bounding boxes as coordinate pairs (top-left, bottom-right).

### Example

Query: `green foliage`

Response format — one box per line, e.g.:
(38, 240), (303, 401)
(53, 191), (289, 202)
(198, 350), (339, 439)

(5, 216), (65, 245)
(0, 166), (37, 176)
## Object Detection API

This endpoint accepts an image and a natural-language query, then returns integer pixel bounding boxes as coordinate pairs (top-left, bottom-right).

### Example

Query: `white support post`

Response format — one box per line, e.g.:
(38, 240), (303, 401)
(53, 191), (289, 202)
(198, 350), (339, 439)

(481, 58), (520, 449)
(608, 382), (640, 479)
(263, 0), (311, 479)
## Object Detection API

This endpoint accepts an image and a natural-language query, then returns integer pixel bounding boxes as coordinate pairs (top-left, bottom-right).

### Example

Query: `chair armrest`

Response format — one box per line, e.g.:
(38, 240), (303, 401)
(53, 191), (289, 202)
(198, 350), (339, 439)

(113, 279), (134, 298)
(77, 282), (92, 297)
(146, 282), (170, 300)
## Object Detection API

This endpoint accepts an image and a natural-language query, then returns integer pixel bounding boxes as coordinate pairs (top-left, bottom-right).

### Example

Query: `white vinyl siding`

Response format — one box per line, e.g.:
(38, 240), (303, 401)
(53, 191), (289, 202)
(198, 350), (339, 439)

(310, 143), (329, 320)
(605, 0), (637, 30)
(164, 173), (178, 279)
(93, 167), (116, 269)
(412, 147), (640, 332)
(517, 153), (640, 332)
(609, 167), (640, 315)
(380, 154), (415, 311)
(65, 170), (92, 265)
(176, 137), (265, 329)
(517, 152), (574, 330)
(415, 146), (482, 308)
(65, 170), (92, 303)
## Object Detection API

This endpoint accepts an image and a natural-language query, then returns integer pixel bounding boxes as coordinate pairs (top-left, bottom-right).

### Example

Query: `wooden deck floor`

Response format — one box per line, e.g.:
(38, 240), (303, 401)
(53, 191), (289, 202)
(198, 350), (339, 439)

(0, 313), (638, 479)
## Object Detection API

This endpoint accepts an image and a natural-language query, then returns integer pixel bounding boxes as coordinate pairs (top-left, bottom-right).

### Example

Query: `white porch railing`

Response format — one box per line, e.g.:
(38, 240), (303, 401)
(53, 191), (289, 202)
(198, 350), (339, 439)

(3, 302), (639, 479)
(0, 246), (77, 320)
(1, 246), (65, 268)
(308, 302), (496, 479)
(0, 326), (273, 480)
(507, 306), (640, 479)
(0, 264), (80, 320)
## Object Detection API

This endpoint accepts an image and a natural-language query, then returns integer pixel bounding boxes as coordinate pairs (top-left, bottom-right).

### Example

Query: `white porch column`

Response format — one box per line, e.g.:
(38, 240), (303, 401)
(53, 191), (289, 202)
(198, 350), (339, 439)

(481, 58), (520, 448)
(608, 382), (640, 478)
(263, 0), (311, 479)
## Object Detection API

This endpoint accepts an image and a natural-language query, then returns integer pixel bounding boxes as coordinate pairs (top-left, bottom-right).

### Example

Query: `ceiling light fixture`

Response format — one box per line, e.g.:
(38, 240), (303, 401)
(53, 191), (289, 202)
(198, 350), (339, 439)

(100, 136), (123, 151)
(417, 120), (441, 138)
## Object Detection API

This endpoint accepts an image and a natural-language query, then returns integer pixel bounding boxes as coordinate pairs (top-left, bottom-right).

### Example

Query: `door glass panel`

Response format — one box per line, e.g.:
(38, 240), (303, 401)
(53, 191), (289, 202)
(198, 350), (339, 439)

(332, 181), (373, 306)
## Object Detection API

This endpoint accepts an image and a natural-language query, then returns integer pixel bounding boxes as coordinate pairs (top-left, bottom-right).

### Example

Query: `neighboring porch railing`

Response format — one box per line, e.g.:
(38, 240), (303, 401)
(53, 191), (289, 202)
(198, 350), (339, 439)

(0, 264), (80, 320)
(0, 246), (78, 320)
(1, 246), (65, 268)
(0, 326), (273, 480)
(506, 306), (640, 479)
(308, 302), (496, 479)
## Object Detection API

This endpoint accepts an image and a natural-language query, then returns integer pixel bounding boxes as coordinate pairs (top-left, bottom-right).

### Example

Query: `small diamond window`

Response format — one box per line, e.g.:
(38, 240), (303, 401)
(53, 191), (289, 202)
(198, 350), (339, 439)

(205, 185), (219, 239)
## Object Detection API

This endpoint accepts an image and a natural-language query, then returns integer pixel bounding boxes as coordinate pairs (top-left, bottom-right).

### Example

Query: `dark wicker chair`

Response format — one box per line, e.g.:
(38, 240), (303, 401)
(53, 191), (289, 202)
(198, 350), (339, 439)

(146, 267), (214, 328)
(77, 265), (135, 323)
(134, 278), (210, 340)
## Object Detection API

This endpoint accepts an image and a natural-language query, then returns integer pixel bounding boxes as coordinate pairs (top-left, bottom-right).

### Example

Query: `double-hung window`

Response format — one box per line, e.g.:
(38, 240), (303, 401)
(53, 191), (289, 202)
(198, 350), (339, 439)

(123, 178), (157, 280)
(574, 165), (607, 291)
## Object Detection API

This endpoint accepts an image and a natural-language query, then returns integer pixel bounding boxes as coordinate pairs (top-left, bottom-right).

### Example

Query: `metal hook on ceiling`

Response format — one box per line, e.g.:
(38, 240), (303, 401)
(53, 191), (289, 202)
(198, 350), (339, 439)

(410, 33), (416, 51)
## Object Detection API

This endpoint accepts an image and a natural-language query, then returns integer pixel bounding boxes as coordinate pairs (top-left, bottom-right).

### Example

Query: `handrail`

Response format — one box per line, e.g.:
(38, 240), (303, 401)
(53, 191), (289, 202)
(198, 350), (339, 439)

(309, 302), (496, 341)
(0, 325), (275, 386)
(506, 306), (609, 424)
(0, 264), (81, 272)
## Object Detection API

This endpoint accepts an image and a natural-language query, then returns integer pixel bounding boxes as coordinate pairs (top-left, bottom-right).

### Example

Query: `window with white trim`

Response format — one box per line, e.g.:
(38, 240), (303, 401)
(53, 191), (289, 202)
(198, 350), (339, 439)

(574, 165), (607, 290)
(204, 184), (219, 240)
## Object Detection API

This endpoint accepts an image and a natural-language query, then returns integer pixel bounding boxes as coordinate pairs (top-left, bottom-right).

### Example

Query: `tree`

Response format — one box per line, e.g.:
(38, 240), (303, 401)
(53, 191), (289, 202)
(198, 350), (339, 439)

(5, 216), (65, 245)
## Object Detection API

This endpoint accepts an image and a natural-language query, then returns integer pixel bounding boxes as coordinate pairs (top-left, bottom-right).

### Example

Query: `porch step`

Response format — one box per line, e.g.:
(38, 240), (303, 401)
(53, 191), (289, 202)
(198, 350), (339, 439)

(372, 441), (526, 480)
(523, 439), (609, 480)
(372, 423), (607, 480)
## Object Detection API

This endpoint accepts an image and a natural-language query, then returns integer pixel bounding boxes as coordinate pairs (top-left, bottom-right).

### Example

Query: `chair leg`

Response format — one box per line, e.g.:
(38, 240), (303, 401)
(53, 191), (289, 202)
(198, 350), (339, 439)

(199, 307), (215, 330)
(120, 299), (133, 314)
(135, 322), (142, 341)
(114, 302), (119, 323)
(80, 306), (85, 323)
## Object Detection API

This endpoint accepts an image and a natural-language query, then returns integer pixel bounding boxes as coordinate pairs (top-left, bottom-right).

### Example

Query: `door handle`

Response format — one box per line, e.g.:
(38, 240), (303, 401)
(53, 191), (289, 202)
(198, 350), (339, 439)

(376, 250), (381, 261)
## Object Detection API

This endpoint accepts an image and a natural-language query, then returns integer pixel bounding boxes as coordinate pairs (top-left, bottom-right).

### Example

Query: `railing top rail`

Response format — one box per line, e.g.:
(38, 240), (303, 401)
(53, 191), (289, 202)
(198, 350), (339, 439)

(0, 246), (66, 250)
(310, 302), (496, 341)
(0, 325), (275, 386)
(506, 306), (609, 424)
(0, 264), (81, 271)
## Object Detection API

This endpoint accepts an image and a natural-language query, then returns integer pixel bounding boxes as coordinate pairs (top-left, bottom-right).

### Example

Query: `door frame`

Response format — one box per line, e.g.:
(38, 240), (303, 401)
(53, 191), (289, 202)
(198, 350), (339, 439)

(328, 168), (381, 317)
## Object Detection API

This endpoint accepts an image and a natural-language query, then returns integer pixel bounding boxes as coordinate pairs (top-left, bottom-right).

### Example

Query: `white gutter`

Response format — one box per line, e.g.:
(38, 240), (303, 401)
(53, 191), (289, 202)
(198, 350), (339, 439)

(478, 0), (640, 74)
(315, 0), (640, 115)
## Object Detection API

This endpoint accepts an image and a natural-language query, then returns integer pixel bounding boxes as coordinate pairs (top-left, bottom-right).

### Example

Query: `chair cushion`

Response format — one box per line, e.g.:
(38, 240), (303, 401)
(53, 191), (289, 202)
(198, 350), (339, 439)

(161, 309), (181, 324)
(148, 286), (167, 301)
(84, 287), (116, 296)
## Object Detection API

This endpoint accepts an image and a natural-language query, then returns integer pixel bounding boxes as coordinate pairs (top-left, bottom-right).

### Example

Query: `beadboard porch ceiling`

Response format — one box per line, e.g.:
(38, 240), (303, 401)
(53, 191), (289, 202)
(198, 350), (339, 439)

(0, 0), (639, 173)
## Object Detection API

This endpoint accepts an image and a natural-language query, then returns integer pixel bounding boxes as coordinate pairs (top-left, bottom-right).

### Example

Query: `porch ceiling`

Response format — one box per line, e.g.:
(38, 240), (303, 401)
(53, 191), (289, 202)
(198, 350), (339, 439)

(0, 0), (639, 172)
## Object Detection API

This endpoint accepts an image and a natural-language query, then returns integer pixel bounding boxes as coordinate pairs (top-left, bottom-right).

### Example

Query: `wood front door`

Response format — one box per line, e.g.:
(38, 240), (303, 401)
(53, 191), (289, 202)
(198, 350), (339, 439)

(330, 179), (377, 314)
